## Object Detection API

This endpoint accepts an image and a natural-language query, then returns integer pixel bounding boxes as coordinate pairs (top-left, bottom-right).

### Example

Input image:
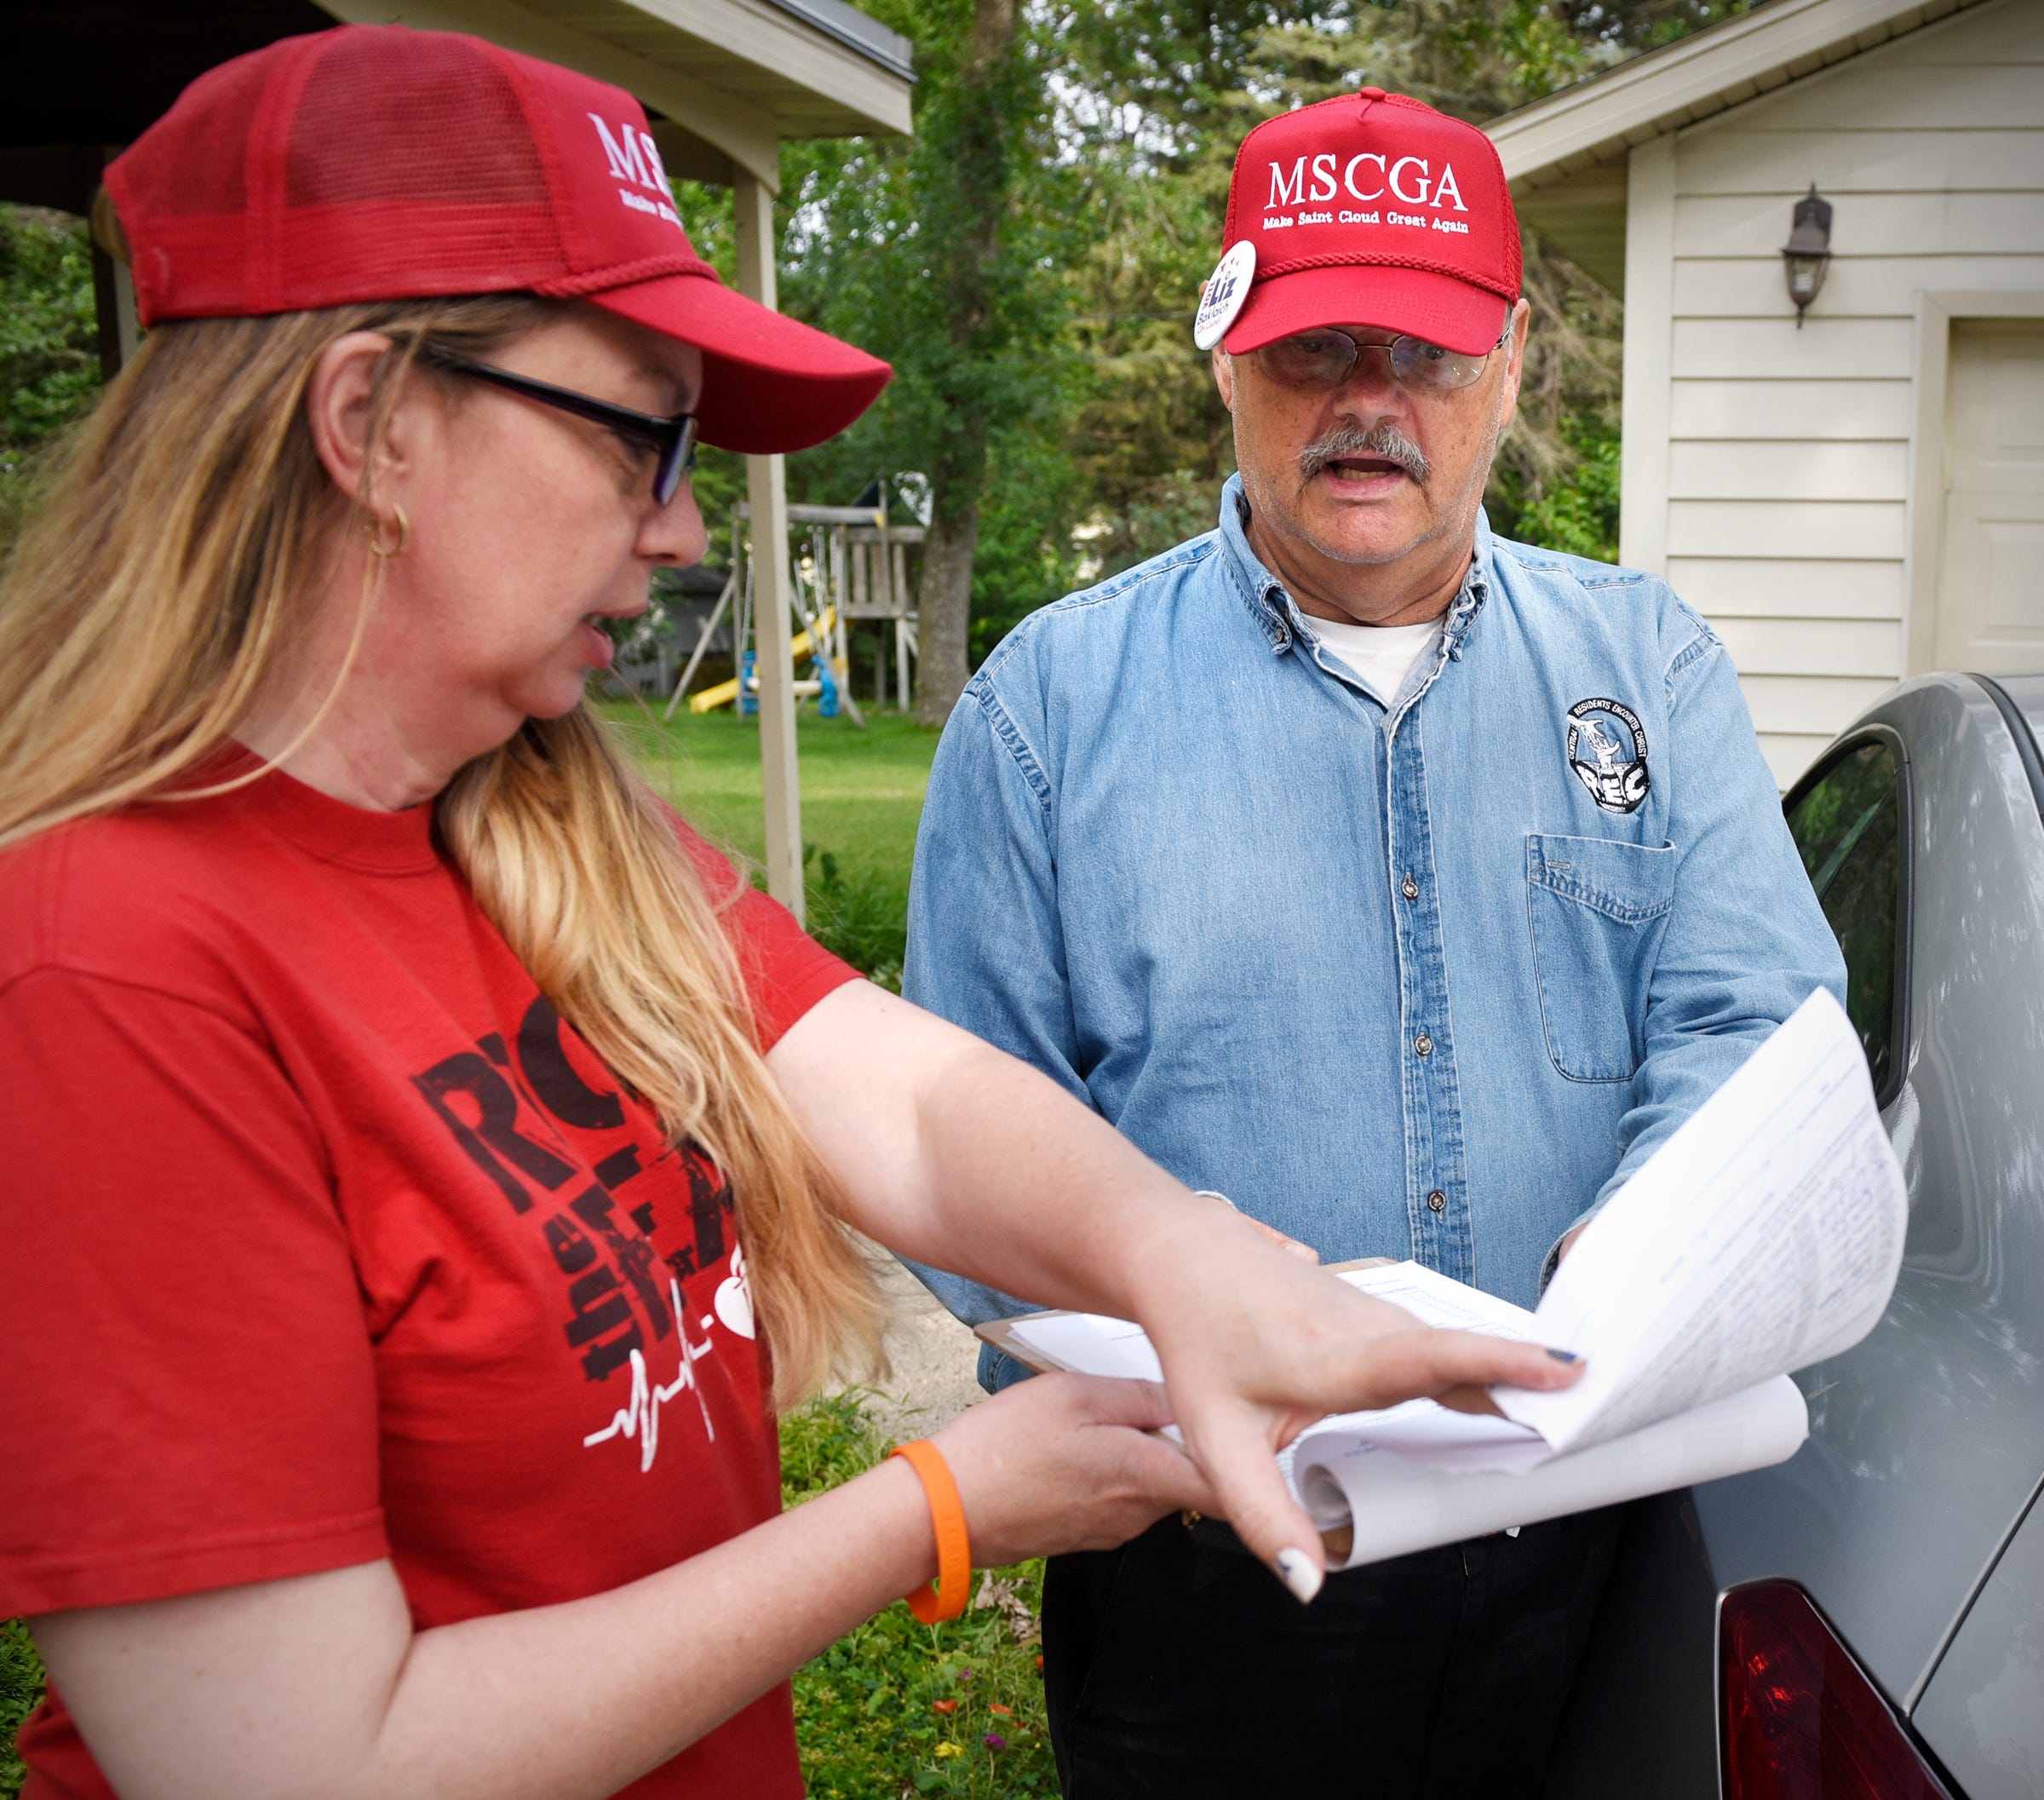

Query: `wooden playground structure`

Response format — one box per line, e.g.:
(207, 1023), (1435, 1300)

(667, 501), (924, 724)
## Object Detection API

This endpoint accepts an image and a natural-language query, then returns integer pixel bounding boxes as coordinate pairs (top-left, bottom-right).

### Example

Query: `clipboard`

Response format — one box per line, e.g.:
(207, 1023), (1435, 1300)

(970, 1258), (1393, 1563)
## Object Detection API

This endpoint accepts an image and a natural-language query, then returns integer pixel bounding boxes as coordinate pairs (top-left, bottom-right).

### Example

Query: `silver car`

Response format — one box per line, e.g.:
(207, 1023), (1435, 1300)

(1547, 670), (2044, 1800)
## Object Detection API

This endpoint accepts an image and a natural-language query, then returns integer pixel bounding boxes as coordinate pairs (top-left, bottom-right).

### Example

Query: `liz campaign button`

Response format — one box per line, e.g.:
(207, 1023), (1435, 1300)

(1193, 239), (1256, 350)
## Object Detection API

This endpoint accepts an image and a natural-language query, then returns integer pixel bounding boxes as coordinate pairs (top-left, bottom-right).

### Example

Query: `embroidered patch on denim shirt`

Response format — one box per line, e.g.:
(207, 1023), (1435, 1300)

(1564, 699), (1651, 814)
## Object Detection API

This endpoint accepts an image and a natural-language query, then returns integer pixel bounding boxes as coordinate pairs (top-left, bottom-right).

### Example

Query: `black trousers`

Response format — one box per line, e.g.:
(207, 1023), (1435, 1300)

(1042, 1507), (1625, 1800)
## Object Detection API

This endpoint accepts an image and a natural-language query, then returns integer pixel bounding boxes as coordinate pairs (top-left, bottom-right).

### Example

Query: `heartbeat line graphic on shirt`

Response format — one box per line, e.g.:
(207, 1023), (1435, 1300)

(583, 1278), (717, 1473)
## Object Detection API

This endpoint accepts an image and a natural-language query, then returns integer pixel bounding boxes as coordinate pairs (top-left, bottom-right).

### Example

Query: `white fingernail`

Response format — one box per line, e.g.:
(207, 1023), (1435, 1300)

(1274, 1547), (1323, 1606)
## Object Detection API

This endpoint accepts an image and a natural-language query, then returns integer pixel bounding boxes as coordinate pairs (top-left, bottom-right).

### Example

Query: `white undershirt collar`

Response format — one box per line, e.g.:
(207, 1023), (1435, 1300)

(1301, 612), (1445, 706)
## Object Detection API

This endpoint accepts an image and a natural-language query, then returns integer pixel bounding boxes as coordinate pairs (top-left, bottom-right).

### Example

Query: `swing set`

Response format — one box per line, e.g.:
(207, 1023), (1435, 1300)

(666, 498), (924, 723)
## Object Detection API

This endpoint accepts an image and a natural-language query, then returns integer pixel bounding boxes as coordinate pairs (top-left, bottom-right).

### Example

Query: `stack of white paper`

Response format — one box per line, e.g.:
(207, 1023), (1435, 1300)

(1003, 988), (1908, 1570)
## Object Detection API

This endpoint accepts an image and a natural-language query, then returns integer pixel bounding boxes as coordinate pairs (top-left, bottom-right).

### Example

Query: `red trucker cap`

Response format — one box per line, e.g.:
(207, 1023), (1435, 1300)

(1201, 89), (1521, 358)
(102, 25), (892, 455)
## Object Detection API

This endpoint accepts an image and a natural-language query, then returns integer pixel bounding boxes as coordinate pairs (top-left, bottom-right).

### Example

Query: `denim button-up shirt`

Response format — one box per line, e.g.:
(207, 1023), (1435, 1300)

(904, 477), (1844, 1386)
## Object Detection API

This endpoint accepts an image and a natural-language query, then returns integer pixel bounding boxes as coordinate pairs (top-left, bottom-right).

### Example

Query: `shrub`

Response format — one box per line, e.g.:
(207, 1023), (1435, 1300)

(786, 1391), (1058, 1798)
(1, 1619), (42, 1800)
(805, 846), (908, 993)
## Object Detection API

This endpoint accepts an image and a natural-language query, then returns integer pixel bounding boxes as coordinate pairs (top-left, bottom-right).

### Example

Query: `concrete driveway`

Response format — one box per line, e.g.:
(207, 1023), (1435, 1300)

(844, 1257), (989, 1441)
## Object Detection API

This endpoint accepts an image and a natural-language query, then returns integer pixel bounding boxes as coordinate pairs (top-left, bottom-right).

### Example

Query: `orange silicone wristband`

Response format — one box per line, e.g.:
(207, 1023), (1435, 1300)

(890, 1439), (971, 1624)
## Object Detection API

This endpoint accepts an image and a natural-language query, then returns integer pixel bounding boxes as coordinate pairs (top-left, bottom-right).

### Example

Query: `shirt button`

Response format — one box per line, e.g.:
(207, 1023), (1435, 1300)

(1427, 1190), (1447, 1214)
(1402, 875), (1419, 901)
(1415, 1032), (1433, 1058)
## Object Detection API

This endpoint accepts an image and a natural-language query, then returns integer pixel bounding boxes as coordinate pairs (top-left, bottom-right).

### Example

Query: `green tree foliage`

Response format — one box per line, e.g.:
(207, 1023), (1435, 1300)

(0, 1), (1762, 671)
(1495, 410), (1621, 558)
(674, 0), (1092, 698)
(768, 0), (1090, 720)
(0, 206), (100, 547)
(751, 0), (1760, 636)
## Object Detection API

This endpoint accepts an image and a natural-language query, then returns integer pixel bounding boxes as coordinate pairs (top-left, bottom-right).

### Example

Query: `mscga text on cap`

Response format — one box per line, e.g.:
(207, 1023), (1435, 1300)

(1205, 88), (1522, 359)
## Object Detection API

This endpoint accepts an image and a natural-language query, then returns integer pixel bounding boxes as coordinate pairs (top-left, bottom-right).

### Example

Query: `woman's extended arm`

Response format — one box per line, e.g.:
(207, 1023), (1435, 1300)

(766, 981), (1580, 1589)
(35, 1372), (1209, 1800)
(34, 984), (1576, 1800)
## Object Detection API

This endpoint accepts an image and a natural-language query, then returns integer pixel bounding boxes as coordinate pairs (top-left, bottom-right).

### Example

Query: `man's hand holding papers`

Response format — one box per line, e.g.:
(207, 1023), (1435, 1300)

(996, 988), (1908, 1575)
(1495, 986), (1906, 1454)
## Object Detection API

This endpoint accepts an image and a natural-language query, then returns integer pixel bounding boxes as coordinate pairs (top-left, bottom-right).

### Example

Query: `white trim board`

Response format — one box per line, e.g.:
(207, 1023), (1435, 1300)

(1490, 0), (1991, 193)
(1620, 135), (1677, 574)
(1903, 289), (2044, 676)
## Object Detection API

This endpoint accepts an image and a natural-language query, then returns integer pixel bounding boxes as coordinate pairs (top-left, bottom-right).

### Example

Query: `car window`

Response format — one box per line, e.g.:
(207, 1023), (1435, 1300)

(1784, 739), (1904, 1100)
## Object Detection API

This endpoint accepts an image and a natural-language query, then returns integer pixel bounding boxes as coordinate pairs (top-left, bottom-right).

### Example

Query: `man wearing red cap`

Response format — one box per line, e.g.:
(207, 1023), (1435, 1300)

(0, 33), (1600, 1800)
(904, 90), (1843, 1796)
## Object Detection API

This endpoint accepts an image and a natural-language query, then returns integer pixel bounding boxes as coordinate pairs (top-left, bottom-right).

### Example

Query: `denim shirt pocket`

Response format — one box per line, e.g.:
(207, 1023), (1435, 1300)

(1525, 832), (1678, 1084)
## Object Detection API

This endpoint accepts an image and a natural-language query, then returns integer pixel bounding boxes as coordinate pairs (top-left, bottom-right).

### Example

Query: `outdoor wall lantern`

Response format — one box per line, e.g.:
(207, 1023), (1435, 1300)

(1782, 184), (1834, 327)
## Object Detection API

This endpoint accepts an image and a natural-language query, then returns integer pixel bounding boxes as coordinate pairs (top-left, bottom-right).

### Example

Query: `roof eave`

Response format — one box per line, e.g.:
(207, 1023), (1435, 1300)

(761, 0), (914, 87)
(321, 0), (912, 192)
(1489, 0), (1985, 192)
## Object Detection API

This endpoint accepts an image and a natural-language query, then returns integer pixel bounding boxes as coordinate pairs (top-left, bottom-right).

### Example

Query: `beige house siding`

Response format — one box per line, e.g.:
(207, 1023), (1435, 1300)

(1622, 0), (2044, 786)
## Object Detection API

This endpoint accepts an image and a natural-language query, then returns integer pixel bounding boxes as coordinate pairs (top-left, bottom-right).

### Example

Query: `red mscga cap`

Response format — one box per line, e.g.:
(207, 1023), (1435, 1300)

(102, 25), (891, 455)
(1218, 89), (1521, 357)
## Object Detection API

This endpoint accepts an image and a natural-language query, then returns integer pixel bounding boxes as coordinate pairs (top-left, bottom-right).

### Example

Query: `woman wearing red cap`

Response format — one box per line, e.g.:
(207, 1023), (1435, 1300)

(0, 28), (1577, 1800)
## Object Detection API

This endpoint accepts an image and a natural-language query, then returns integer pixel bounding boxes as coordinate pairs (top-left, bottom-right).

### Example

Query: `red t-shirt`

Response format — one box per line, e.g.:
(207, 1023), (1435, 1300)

(0, 758), (858, 1799)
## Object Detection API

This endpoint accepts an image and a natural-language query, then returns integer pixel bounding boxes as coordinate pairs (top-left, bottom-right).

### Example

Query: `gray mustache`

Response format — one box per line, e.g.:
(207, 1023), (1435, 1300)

(1298, 421), (1430, 487)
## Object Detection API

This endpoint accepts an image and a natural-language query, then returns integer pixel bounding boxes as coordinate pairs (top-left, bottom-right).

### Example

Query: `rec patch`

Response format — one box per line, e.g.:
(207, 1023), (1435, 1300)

(1565, 699), (1650, 814)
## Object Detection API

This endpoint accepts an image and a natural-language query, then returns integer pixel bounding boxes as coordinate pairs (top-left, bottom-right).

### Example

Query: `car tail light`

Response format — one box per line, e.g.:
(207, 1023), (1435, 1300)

(1721, 1581), (1949, 1800)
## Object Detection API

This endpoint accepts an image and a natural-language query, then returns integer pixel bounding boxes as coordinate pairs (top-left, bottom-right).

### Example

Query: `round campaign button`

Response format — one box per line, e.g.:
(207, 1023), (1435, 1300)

(1192, 239), (1256, 351)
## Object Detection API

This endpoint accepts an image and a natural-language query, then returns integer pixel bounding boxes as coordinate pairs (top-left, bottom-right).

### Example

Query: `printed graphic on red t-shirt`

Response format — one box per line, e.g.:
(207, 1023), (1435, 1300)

(0, 763), (858, 1800)
(405, 991), (767, 1487)
(412, 996), (738, 1445)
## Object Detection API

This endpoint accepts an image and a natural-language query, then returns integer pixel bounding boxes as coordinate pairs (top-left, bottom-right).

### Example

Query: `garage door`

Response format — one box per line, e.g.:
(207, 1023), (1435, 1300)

(1934, 319), (2044, 674)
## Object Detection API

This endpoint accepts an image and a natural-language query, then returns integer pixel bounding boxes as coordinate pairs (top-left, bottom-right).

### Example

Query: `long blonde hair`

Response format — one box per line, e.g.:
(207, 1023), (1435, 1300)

(0, 295), (882, 1405)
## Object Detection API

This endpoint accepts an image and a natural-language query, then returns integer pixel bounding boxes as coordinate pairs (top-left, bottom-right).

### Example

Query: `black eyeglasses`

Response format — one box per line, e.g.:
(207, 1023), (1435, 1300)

(1253, 315), (1514, 398)
(422, 350), (699, 504)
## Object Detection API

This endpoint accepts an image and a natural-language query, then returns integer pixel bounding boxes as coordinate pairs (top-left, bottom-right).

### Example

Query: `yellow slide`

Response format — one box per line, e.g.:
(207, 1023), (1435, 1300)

(688, 607), (836, 714)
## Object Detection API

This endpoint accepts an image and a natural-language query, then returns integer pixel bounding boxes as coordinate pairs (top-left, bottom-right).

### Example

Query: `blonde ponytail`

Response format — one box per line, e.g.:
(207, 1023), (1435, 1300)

(439, 708), (883, 1400)
(0, 297), (882, 1405)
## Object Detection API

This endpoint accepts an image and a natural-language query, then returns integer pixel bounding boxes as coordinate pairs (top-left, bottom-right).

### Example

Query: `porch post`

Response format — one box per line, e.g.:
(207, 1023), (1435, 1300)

(732, 168), (805, 922)
(91, 151), (138, 378)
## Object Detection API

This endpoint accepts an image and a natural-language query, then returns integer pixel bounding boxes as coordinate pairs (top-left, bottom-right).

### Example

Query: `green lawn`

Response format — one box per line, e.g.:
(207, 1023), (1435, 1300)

(604, 698), (941, 990)
(606, 698), (938, 902)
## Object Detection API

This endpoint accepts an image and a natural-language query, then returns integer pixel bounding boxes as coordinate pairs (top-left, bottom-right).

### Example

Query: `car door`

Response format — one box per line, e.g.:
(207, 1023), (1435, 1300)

(1547, 675), (2044, 1799)
(1543, 730), (1915, 1800)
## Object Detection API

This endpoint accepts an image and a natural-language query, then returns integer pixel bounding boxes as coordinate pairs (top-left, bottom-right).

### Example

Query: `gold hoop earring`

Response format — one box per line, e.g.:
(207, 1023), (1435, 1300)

(364, 504), (410, 559)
